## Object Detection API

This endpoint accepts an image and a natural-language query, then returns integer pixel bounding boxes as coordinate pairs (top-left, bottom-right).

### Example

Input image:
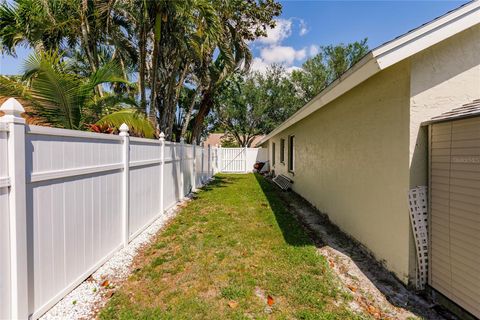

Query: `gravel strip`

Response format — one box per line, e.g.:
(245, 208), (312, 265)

(40, 196), (193, 320)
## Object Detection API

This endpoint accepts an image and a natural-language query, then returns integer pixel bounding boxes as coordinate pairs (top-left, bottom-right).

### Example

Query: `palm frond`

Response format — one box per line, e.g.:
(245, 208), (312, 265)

(0, 75), (30, 99)
(96, 108), (155, 138)
(20, 51), (82, 128)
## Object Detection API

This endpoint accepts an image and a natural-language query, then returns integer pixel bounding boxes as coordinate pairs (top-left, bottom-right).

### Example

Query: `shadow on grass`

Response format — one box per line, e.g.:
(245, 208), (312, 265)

(198, 175), (240, 192)
(253, 174), (454, 320)
(253, 173), (313, 247)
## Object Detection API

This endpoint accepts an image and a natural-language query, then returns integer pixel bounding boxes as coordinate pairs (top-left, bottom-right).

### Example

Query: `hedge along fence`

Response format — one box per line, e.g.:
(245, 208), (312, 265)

(0, 98), (217, 319)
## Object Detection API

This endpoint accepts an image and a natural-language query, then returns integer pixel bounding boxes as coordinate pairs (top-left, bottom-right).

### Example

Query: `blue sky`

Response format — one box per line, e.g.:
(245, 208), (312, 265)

(250, 0), (468, 72)
(0, 0), (469, 75)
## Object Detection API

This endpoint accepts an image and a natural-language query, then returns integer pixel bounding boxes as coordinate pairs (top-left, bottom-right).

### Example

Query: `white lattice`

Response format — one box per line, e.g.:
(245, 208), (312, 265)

(408, 186), (429, 290)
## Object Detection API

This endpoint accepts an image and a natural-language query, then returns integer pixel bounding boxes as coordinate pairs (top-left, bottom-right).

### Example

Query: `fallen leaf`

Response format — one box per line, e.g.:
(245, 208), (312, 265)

(100, 280), (109, 287)
(227, 301), (238, 309)
(367, 305), (378, 314)
(329, 260), (335, 268)
(347, 285), (357, 292)
(267, 295), (274, 306)
(105, 291), (115, 298)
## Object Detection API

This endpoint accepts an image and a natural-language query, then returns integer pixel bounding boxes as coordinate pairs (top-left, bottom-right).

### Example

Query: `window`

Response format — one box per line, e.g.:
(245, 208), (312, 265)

(288, 135), (295, 172)
(272, 142), (276, 166)
(280, 139), (285, 163)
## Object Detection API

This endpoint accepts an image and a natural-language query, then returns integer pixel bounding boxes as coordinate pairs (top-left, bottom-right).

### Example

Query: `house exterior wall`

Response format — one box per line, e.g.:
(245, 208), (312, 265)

(409, 24), (480, 188)
(268, 61), (412, 281)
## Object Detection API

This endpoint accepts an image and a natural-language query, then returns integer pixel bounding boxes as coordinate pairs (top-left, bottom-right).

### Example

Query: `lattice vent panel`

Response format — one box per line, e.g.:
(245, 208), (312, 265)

(408, 186), (428, 290)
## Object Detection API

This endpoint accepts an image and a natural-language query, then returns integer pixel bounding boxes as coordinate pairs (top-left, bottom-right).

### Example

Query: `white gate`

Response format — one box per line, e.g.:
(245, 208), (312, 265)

(220, 148), (246, 172)
(217, 147), (268, 173)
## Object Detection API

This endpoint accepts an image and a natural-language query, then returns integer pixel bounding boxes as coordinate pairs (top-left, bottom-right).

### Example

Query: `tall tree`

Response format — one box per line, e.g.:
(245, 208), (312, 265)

(0, 0), (282, 141)
(291, 39), (369, 103)
(189, 0), (281, 144)
(214, 65), (302, 146)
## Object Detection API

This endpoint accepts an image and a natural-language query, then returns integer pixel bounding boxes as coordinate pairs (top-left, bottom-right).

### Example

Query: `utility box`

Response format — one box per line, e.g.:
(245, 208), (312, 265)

(426, 99), (480, 319)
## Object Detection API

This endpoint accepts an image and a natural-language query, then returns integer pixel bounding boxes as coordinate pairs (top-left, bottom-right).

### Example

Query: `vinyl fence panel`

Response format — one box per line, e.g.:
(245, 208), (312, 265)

(0, 98), (215, 320)
(128, 138), (161, 238)
(163, 142), (181, 210)
(25, 126), (124, 318)
(183, 144), (194, 196)
(195, 145), (203, 187)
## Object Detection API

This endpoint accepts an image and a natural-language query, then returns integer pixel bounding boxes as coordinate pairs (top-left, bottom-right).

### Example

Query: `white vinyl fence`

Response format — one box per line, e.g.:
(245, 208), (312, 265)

(218, 147), (268, 173)
(0, 99), (216, 319)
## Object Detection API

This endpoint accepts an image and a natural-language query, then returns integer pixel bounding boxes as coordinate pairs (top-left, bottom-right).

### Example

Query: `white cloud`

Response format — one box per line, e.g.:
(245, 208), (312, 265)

(250, 57), (270, 73)
(250, 18), (317, 74)
(295, 48), (307, 61)
(309, 45), (319, 56)
(256, 19), (292, 45)
(260, 46), (307, 65)
(299, 19), (308, 36)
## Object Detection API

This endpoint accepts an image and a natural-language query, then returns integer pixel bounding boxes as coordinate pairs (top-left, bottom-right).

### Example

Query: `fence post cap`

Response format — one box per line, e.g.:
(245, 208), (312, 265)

(119, 123), (129, 136)
(0, 97), (25, 116)
(159, 132), (165, 141)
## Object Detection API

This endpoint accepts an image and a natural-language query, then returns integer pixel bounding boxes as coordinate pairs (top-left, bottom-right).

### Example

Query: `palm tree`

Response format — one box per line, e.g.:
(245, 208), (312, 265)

(0, 50), (131, 129)
(149, 0), (221, 140)
(190, 22), (252, 143)
(0, 0), (281, 141)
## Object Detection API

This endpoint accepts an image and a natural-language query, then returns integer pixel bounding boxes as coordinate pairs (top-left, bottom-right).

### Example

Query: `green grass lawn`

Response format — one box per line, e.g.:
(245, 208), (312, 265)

(100, 174), (367, 320)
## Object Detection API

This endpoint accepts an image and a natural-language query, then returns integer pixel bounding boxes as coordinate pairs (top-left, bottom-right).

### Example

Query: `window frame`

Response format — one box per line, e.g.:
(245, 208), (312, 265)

(288, 135), (295, 173)
(280, 138), (285, 164)
(271, 142), (276, 166)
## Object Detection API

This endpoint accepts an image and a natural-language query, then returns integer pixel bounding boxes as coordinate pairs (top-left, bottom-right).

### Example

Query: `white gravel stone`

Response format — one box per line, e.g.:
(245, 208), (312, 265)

(40, 199), (189, 320)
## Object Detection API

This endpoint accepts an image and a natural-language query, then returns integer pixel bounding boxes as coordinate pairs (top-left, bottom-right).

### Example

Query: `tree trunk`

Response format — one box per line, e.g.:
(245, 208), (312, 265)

(118, 55), (130, 95)
(190, 89), (213, 144)
(180, 87), (200, 139)
(164, 63), (189, 139)
(80, 0), (102, 97)
(163, 76), (177, 139)
(138, 23), (147, 111)
(149, 11), (162, 129)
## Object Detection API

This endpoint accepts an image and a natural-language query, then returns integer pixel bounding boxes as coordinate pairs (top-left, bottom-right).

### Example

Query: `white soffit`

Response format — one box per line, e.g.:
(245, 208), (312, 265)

(258, 1), (480, 145)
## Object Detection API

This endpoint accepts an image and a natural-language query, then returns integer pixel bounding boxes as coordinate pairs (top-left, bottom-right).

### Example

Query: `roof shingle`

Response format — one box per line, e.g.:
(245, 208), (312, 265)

(423, 99), (480, 125)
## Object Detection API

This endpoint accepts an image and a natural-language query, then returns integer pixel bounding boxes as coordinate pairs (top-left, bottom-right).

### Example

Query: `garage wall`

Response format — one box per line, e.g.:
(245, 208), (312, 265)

(410, 24), (480, 188)
(268, 61), (411, 281)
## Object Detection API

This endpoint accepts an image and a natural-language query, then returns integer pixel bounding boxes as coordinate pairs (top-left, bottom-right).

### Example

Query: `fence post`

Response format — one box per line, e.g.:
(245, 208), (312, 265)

(218, 146), (222, 173)
(119, 124), (130, 247)
(244, 146), (247, 173)
(159, 132), (165, 215)
(208, 145), (211, 178)
(180, 137), (185, 199)
(0, 98), (29, 319)
(192, 144), (197, 191)
(200, 140), (205, 184)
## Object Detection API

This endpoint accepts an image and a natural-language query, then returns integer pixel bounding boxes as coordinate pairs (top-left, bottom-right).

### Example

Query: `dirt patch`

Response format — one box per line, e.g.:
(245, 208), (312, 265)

(268, 179), (457, 320)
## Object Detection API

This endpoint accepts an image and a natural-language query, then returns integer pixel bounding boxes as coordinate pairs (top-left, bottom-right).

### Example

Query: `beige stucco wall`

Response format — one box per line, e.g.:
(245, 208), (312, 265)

(269, 61), (412, 281)
(409, 24), (480, 188)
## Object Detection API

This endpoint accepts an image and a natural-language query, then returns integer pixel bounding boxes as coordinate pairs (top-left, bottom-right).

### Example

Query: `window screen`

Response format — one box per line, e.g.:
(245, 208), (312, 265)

(272, 142), (276, 166)
(288, 135), (295, 172)
(280, 139), (285, 163)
